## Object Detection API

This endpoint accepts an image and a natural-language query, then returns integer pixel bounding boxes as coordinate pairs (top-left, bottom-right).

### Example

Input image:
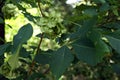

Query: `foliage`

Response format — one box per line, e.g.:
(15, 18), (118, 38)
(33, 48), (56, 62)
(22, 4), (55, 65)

(0, 0), (120, 80)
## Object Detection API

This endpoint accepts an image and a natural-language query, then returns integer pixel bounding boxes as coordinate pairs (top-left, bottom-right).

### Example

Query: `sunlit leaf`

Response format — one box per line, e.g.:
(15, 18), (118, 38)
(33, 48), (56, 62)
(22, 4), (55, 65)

(8, 45), (21, 70)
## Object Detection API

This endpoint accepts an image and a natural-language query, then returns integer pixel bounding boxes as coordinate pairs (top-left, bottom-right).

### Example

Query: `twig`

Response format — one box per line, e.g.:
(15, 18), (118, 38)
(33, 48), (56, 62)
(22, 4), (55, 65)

(27, 0), (45, 78)
(37, 0), (45, 17)
(27, 33), (44, 77)
(36, 33), (44, 54)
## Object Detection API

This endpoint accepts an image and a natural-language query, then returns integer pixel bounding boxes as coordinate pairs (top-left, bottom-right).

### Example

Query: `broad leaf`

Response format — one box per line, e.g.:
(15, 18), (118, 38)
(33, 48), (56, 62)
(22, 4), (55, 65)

(79, 17), (97, 38)
(8, 45), (21, 70)
(88, 29), (110, 56)
(112, 63), (120, 74)
(106, 35), (120, 54)
(72, 36), (110, 66)
(95, 40), (110, 56)
(84, 8), (97, 17)
(9, 23), (33, 70)
(107, 29), (120, 39)
(34, 50), (53, 65)
(69, 17), (97, 40)
(72, 43), (97, 66)
(0, 17), (4, 23)
(99, 3), (110, 12)
(19, 48), (31, 59)
(13, 23), (33, 47)
(50, 46), (74, 79)
(0, 43), (11, 56)
(93, 0), (106, 3)
(104, 22), (120, 29)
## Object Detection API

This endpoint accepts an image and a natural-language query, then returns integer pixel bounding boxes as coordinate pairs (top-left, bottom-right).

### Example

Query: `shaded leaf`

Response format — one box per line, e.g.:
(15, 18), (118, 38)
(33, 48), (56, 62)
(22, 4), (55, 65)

(34, 50), (53, 65)
(0, 43), (11, 56)
(72, 43), (97, 66)
(106, 35), (120, 54)
(50, 46), (74, 79)
(88, 29), (110, 55)
(112, 63), (120, 74)
(69, 17), (97, 40)
(84, 8), (97, 16)
(13, 23), (33, 47)
(104, 22), (120, 29)
(93, 0), (106, 3)
(0, 17), (4, 23)
(99, 3), (110, 12)
(72, 35), (110, 66)
(107, 29), (120, 39)
(19, 48), (31, 58)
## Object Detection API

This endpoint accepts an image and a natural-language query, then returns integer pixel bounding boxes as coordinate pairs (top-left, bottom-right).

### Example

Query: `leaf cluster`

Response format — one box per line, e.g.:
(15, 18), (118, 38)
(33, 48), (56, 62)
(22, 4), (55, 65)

(1, 0), (120, 80)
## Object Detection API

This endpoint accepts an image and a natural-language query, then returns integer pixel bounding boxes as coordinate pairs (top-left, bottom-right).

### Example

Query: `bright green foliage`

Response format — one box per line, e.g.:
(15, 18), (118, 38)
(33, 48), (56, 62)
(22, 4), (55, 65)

(2, 3), (17, 19)
(8, 45), (20, 70)
(0, 0), (120, 79)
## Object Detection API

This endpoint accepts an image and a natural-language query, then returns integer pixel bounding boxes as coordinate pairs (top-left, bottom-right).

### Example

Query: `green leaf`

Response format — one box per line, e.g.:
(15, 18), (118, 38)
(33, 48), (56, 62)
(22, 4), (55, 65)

(34, 50), (53, 65)
(72, 43), (97, 66)
(104, 22), (120, 29)
(80, 17), (97, 37)
(19, 48), (31, 58)
(95, 40), (110, 55)
(84, 8), (97, 16)
(13, 23), (33, 47)
(106, 35), (120, 54)
(112, 6), (119, 16)
(93, 0), (106, 3)
(9, 23), (33, 70)
(88, 29), (110, 55)
(8, 45), (21, 70)
(72, 36), (110, 66)
(0, 17), (4, 23)
(99, 3), (110, 12)
(112, 63), (120, 74)
(69, 17), (97, 40)
(0, 43), (11, 56)
(107, 30), (120, 39)
(50, 46), (74, 79)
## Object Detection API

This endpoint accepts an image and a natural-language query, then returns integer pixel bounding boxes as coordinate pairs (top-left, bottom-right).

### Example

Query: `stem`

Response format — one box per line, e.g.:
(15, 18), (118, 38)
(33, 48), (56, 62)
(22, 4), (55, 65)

(27, 0), (45, 77)
(36, 33), (44, 54)
(37, 0), (45, 17)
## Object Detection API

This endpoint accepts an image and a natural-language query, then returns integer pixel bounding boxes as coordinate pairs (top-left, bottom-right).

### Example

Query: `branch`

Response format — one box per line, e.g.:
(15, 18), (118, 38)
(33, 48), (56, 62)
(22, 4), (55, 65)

(27, 0), (45, 77)
(37, 0), (45, 17)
